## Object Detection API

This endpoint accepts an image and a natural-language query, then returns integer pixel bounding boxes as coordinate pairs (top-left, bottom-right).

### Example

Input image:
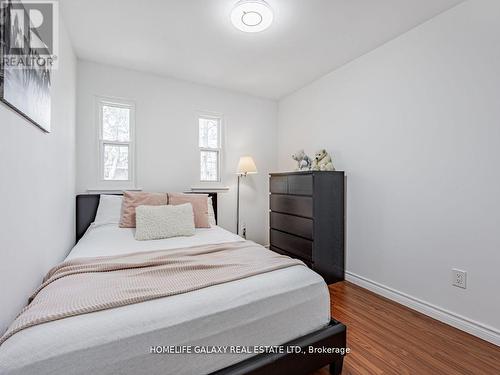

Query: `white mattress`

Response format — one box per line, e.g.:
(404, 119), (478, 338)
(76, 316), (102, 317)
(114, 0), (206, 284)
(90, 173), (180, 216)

(0, 225), (330, 375)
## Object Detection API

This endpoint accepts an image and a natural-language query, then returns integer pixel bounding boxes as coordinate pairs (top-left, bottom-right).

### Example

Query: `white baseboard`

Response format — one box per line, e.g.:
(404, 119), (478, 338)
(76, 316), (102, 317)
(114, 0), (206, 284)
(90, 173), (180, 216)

(345, 271), (500, 346)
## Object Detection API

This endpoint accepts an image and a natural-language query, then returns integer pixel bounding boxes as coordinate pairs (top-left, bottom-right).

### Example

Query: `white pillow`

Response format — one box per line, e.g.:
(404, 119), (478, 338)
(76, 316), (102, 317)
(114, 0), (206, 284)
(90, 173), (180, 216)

(94, 195), (123, 226)
(135, 203), (195, 241)
(208, 197), (216, 226)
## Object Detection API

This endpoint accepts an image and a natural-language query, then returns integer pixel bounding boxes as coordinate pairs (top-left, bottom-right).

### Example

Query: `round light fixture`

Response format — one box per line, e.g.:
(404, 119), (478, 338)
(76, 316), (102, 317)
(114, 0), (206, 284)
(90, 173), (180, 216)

(231, 0), (273, 33)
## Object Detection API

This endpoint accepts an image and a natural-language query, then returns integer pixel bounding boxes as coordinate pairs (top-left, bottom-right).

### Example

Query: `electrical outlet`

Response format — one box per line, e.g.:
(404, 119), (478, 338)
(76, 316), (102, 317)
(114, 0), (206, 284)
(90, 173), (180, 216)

(241, 223), (247, 239)
(452, 269), (467, 289)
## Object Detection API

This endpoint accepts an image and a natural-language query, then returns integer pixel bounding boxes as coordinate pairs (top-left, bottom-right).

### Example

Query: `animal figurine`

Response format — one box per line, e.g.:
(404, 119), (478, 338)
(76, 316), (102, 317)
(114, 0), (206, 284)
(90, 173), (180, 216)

(311, 149), (335, 171)
(292, 149), (312, 171)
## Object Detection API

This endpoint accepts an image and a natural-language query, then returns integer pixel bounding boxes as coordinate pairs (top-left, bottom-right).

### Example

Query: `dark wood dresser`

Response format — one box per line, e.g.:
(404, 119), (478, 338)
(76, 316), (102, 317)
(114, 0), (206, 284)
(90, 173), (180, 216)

(269, 171), (345, 284)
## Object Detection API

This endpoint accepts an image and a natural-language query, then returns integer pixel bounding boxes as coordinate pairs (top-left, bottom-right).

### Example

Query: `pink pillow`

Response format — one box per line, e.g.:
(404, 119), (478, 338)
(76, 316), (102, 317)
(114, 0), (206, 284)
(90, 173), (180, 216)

(168, 193), (210, 228)
(119, 191), (168, 228)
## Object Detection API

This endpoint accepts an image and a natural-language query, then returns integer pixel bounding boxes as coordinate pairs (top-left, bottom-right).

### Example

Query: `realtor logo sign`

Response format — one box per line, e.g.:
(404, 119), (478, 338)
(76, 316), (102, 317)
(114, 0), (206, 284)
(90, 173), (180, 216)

(1, 0), (59, 69)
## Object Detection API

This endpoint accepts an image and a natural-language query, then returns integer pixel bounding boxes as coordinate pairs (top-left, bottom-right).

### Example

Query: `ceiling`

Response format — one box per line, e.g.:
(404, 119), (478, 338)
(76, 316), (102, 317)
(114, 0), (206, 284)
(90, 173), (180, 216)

(61, 0), (464, 99)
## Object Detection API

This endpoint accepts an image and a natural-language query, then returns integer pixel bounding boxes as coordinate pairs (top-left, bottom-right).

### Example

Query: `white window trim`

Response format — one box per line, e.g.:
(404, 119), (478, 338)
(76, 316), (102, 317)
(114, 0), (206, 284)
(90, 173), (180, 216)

(198, 111), (224, 184)
(95, 96), (137, 190)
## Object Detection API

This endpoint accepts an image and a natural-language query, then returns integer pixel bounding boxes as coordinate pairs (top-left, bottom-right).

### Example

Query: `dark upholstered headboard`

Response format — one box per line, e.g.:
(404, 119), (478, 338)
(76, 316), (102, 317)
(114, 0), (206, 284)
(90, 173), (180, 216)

(76, 193), (218, 243)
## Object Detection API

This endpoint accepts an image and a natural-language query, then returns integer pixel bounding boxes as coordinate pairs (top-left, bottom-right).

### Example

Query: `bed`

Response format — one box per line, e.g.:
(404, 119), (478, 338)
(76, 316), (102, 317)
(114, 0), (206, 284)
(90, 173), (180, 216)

(0, 194), (346, 375)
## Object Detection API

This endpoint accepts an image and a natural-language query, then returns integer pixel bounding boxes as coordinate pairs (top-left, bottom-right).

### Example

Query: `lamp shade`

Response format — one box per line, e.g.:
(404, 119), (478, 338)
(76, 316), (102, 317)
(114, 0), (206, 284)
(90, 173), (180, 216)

(237, 156), (258, 175)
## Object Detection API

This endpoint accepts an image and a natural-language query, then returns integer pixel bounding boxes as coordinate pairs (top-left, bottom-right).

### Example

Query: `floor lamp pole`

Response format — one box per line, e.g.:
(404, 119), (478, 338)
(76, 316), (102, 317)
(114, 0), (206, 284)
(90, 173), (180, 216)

(236, 156), (257, 237)
(236, 174), (241, 235)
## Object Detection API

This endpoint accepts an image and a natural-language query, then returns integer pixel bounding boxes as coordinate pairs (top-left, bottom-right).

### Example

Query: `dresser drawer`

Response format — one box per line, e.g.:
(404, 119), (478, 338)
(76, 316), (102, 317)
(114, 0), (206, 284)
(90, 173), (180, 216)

(270, 229), (313, 261)
(270, 212), (313, 240)
(270, 175), (288, 194)
(270, 194), (313, 218)
(287, 174), (313, 196)
(270, 246), (312, 268)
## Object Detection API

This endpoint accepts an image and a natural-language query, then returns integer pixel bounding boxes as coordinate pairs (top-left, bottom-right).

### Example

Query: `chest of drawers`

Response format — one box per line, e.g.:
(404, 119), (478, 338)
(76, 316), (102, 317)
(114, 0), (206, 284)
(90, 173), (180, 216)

(269, 171), (345, 284)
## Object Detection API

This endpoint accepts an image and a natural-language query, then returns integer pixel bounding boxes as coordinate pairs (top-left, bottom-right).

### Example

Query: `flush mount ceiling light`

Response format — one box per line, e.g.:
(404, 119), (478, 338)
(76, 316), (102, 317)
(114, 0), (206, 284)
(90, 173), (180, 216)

(231, 0), (274, 33)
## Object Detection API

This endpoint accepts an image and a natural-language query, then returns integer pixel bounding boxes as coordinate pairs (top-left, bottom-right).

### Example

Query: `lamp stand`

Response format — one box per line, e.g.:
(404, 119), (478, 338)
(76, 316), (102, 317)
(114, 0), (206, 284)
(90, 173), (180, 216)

(237, 174), (240, 235)
(236, 173), (246, 236)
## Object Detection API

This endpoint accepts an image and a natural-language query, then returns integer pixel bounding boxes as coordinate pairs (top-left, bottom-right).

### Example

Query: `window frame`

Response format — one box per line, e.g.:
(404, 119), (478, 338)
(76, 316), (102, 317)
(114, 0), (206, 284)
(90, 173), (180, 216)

(96, 96), (136, 190)
(198, 112), (223, 183)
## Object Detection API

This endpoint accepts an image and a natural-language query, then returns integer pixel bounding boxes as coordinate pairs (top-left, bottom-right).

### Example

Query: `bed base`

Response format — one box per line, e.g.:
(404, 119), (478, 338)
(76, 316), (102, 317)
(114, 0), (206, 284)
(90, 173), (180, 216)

(210, 320), (346, 375)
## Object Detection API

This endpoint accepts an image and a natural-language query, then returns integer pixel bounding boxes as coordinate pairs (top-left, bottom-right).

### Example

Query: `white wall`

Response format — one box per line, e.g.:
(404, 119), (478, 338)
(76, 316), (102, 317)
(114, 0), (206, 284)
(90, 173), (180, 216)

(0, 23), (77, 333)
(278, 0), (500, 343)
(76, 61), (277, 245)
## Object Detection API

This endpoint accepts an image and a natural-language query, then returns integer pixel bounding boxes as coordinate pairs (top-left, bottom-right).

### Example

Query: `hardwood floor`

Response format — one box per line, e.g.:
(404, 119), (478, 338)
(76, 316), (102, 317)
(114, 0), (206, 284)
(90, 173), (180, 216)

(312, 282), (500, 375)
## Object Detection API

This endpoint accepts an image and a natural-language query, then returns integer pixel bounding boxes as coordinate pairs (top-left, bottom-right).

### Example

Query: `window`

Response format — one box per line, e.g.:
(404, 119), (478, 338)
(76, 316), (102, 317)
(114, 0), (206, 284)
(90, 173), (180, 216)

(97, 98), (135, 187)
(199, 115), (222, 182)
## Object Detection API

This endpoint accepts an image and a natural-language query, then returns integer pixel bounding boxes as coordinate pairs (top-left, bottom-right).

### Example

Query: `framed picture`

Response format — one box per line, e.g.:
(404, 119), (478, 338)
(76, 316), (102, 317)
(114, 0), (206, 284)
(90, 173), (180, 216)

(0, 0), (52, 132)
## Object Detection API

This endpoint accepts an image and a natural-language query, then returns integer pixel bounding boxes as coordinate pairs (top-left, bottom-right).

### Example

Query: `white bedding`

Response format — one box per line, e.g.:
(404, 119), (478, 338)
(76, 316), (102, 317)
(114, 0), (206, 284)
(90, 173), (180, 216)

(67, 223), (246, 259)
(0, 225), (330, 375)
